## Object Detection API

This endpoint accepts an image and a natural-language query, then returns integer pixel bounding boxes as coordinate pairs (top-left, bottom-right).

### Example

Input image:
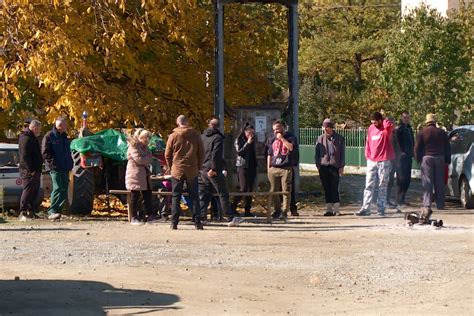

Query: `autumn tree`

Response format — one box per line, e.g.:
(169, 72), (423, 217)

(0, 0), (287, 136)
(380, 4), (473, 128)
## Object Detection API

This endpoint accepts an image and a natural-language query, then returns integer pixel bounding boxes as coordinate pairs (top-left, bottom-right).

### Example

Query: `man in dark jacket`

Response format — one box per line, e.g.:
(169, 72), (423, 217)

(199, 117), (243, 227)
(414, 113), (451, 223)
(42, 117), (73, 220)
(265, 119), (299, 220)
(315, 118), (345, 216)
(395, 111), (415, 206)
(18, 119), (43, 221)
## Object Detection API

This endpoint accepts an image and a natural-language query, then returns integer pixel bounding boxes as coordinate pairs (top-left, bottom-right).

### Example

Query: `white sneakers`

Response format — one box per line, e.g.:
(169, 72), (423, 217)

(227, 216), (244, 227)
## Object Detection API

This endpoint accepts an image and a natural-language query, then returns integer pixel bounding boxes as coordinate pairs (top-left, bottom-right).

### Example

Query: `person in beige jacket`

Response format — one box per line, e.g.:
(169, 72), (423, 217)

(165, 115), (204, 230)
(126, 129), (154, 225)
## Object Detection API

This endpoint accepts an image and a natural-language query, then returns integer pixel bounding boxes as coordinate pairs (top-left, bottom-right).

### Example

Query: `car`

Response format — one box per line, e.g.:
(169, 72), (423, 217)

(447, 125), (474, 209)
(0, 142), (44, 211)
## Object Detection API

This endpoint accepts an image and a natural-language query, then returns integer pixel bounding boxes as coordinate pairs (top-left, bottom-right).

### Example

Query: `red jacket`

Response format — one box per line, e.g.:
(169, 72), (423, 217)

(365, 119), (395, 162)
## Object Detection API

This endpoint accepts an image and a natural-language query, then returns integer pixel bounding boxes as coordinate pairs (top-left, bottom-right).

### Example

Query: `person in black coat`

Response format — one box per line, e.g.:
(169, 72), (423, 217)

(395, 111), (415, 206)
(18, 120), (43, 220)
(199, 117), (243, 226)
(231, 124), (258, 217)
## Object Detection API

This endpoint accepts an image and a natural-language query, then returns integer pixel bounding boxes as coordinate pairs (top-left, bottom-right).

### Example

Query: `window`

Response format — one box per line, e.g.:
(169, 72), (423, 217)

(0, 150), (19, 167)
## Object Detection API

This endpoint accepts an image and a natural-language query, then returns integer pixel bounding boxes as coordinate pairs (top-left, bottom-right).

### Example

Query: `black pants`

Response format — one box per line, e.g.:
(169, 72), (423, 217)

(20, 172), (41, 213)
(396, 154), (412, 204)
(199, 171), (235, 220)
(231, 167), (256, 212)
(130, 190), (153, 220)
(318, 165), (340, 203)
(290, 167), (297, 212)
(171, 176), (199, 225)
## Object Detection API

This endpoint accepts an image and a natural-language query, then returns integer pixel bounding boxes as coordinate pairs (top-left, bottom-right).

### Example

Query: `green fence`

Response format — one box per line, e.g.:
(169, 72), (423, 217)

(299, 128), (419, 169)
(299, 128), (368, 167)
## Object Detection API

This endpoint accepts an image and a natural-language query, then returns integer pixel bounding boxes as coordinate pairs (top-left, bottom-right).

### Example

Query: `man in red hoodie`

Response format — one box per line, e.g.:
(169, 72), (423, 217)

(355, 112), (395, 216)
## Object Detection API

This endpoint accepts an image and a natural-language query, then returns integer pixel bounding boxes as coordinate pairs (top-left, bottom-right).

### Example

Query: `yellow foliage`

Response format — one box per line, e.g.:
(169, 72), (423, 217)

(1, 0), (286, 135)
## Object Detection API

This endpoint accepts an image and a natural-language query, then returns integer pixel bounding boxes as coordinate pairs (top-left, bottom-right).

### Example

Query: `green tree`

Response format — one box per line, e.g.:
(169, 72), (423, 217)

(298, 0), (400, 126)
(380, 4), (473, 128)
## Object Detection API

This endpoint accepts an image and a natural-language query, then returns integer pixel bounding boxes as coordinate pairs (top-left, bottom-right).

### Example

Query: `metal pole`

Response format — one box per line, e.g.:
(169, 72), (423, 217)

(288, 2), (299, 190)
(214, 0), (225, 131)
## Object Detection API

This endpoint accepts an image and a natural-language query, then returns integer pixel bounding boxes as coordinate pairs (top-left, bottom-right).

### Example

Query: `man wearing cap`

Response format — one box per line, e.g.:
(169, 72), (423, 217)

(414, 113), (451, 223)
(355, 112), (395, 216)
(315, 118), (345, 216)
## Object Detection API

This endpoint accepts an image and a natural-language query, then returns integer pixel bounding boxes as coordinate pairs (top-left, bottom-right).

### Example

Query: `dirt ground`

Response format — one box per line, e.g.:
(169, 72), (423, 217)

(0, 175), (473, 315)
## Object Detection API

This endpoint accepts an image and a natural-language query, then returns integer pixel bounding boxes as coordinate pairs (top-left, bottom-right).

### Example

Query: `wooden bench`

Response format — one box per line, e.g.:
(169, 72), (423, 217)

(108, 189), (290, 224)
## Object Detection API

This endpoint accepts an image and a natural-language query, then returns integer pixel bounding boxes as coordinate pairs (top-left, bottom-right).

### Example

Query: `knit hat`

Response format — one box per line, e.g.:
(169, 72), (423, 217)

(322, 118), (334, 128)
(425, 113), (437, 124)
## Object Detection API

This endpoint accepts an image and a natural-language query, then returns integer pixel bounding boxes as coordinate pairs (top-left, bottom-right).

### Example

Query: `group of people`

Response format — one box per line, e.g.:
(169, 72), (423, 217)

(126, 115), (299, 230)
(352, 111), (450, 223)
(18, 118), (73, 221)
(17, 111), (451, 228)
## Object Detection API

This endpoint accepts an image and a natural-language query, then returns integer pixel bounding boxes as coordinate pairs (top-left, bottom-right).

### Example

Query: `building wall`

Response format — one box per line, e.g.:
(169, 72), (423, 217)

(402, 0), (461, 16)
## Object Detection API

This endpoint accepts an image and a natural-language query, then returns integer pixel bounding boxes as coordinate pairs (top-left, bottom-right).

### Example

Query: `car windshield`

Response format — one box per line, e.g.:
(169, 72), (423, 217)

(0, 150), (19, 167)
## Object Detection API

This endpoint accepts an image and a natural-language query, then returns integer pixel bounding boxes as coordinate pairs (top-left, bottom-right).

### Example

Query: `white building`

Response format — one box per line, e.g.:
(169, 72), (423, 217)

(401, 0), (463, 16)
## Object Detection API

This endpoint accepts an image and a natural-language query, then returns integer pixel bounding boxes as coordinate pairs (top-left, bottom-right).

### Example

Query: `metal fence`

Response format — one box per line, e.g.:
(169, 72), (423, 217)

(299, 128), (419, 169)
(299, 128), (368, 167)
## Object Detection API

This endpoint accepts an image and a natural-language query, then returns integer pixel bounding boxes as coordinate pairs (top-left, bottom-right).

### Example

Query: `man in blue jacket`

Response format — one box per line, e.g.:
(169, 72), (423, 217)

(42, 117), (73, 220)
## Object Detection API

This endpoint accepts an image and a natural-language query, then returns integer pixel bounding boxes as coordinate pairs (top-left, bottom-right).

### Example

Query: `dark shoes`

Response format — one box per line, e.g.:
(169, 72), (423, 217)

(290, 210), (300, 216)
(271, 210), (282, 219)
(243, 211), (256, 217)
(170, 222), (178, 230)
(354, 209), (371, 216)
(323, 211), (335, 217)
(419, 207), (433, 224)
(195, 222), (204, 230)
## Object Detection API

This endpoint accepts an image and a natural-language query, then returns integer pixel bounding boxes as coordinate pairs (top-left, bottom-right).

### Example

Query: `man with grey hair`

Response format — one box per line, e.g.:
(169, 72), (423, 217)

(18, 119), (43, 221)
(42, 117), (73, 220)
(165, 115), (205, 230)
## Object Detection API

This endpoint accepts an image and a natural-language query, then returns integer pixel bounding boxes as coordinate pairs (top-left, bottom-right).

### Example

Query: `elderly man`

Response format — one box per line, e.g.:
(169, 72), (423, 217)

(355, 112), (395, 216)
(265, 119), (299, 220)
(18, 119), (43, 221)
(414, 113), (451, 223)
(42, 117), (73, 220)
(165, 115), (204, 230)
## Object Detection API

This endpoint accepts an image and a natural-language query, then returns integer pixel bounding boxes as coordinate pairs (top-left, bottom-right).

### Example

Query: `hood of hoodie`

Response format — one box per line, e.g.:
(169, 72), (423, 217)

(203, 127), (223, 138)
(172, 126), (198, 137)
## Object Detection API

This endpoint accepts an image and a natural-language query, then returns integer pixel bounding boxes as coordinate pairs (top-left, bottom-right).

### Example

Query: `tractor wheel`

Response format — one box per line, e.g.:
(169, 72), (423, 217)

(68, 150), (95, 215)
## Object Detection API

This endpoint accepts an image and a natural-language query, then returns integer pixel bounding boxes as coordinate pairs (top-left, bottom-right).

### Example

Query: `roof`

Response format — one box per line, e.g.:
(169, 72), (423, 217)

(453, 125), (474, 131)
(0, 143), (19, 150)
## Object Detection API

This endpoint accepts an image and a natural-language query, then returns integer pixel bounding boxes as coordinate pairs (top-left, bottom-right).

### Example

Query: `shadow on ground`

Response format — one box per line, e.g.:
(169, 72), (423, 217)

(0, 279), (180, 315)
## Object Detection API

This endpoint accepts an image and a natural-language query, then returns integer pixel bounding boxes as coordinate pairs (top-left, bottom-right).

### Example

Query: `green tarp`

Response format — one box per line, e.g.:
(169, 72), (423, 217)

(70, 129), (165, 161)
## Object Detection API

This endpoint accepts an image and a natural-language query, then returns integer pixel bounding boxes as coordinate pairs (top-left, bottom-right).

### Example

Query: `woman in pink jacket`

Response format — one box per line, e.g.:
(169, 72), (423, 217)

(126, 129), (155, 225)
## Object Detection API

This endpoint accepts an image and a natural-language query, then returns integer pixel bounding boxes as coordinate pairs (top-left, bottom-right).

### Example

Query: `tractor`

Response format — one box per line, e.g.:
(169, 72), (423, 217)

(68, 112), (166, 215)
